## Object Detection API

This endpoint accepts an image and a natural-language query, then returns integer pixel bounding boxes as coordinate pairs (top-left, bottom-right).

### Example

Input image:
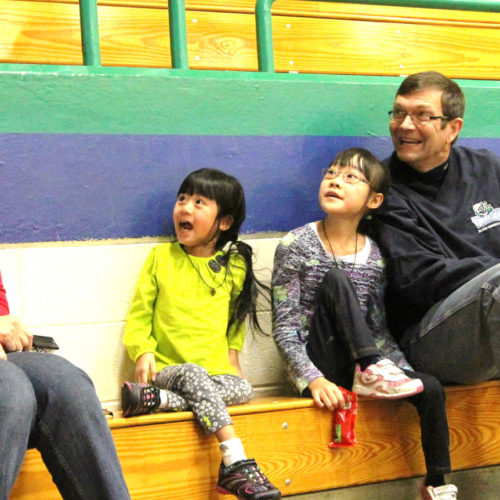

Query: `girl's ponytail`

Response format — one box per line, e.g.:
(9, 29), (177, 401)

(227, 240), (270, 336)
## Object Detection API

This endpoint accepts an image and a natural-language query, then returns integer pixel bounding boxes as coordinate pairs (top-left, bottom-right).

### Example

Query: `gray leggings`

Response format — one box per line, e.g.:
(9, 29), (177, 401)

(154, 363), (253, 434)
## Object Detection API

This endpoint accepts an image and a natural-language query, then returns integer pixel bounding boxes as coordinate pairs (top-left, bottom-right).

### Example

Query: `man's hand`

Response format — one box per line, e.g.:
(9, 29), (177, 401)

(0, 315), (33, 360)
(135, 352), (157, 384)
(308, 376), (346, 411)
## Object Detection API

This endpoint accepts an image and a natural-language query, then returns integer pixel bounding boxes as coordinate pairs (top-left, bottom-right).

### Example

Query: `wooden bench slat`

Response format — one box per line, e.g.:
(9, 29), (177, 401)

(109, 396), (314, 428)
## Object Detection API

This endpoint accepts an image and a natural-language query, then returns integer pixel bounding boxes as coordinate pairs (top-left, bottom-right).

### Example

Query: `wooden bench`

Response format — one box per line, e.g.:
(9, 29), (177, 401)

(11, 380), (500, 499)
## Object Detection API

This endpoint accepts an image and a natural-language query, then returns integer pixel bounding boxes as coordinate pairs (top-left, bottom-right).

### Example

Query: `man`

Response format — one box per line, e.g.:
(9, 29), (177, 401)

(377, 71), (500, 386)
(0, 272), (130, 499)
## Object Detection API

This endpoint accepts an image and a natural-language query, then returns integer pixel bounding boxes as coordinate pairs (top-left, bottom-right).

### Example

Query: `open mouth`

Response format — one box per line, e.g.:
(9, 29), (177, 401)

(326, 191), (342, 200)
(399, 137), (421, 145)
(179, 221), (193, 230)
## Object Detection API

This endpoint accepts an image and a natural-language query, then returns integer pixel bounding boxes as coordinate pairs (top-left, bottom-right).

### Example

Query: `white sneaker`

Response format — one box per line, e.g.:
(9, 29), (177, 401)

(422, 484), (458, 499)
(352, 358), (424, 399)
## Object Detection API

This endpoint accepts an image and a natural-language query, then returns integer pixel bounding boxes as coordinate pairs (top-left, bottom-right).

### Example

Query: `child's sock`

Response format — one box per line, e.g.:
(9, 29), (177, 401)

(158, 389), (168, 409)
(220, 437), (247, 467)
(425, 474), (445, 487)
(357, 355), (381, 371)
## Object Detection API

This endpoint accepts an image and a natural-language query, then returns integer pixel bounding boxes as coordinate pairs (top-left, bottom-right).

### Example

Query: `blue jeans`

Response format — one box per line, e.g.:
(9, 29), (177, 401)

(401, 264), (500, 384)
(0, 352), (130, 499)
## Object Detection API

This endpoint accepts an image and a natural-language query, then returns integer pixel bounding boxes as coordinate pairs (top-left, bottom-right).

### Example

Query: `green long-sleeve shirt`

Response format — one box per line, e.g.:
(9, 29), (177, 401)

(124, 242), (246, 376)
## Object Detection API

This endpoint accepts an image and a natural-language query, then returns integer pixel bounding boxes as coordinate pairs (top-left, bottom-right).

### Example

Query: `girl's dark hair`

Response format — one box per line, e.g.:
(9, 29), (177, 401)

(329, 147), (390, 196)
(328, 148), (391, 237)
(177, 168), (270, 334)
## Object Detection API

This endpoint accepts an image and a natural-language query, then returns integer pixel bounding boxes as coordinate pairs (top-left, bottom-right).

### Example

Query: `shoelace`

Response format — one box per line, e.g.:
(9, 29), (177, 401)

(243, 464), (268, 485)
(140, 386), (158, 408)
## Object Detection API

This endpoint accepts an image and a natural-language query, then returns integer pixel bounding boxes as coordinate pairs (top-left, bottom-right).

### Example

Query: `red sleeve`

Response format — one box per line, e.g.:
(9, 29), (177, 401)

(0, 272), (10, 315)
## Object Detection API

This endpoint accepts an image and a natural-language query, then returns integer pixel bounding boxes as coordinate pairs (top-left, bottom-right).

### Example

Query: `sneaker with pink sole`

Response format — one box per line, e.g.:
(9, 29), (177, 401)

(352, 358), (424, 399)
(217, 458), (281, 500)
(121, 381), (161, 417)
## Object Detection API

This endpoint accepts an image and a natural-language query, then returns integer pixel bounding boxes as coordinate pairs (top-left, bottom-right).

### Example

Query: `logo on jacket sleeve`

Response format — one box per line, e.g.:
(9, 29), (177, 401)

(471, 201), (500, 232)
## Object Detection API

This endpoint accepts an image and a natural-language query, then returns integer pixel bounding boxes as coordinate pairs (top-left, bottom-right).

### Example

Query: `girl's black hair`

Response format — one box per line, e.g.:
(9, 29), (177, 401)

(329, 147), (390, 196)
(328, 148), (391, 237)
(177, 168), (270, 334)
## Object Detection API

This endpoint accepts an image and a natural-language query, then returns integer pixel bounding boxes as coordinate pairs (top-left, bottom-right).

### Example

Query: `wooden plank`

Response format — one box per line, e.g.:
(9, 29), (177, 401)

(109, 396), (315, 429)
(37, 1), (500, 24)
(0, 0), (83, 65)
(97, 4), (172, 68)
(97, 7), (500, 76)
(447, 382), (500, 471)
(9, 449), (61, 500)
(11, 383), (500, 499)
(270, 14), (500, 78)
(96, 7), (259, 70)
(3, 1), (500, 77)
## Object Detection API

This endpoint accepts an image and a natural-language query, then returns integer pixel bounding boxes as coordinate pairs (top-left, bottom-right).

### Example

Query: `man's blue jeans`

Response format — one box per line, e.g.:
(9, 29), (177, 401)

(401, 264), (500, 384)
(0, 352), (130, 499)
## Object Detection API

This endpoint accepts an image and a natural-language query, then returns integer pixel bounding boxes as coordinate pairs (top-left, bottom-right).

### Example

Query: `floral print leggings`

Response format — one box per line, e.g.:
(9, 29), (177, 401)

(154, 363), (252, 434)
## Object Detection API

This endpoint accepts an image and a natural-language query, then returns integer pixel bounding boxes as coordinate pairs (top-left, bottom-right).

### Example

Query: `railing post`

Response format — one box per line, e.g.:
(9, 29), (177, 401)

(79, 0), (101, 66)
(169, 0), (189, 69)
(255, 0), (277, 73)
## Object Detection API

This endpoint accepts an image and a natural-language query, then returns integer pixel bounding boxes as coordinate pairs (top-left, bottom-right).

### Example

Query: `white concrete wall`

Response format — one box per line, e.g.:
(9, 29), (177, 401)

(0, 236), (292, 412)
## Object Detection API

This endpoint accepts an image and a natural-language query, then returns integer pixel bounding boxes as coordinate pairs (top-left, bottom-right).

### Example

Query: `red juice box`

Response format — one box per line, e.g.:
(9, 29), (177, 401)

(329, 387), (357, 448)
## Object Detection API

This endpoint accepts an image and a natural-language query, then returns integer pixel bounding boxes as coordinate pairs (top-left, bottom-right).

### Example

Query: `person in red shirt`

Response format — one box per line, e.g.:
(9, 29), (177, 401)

(0, 274), (31, 359)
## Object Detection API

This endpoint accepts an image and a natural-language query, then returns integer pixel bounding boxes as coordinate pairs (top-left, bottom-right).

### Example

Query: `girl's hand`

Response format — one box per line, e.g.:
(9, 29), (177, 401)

(135, 352), (156, 384)
(308, 377), (345, 411)
(228, 349), (243, 378)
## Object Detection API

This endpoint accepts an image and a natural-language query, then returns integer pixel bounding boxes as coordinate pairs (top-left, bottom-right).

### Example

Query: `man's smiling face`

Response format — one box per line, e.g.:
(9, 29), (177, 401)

(390, 88), (462, 173)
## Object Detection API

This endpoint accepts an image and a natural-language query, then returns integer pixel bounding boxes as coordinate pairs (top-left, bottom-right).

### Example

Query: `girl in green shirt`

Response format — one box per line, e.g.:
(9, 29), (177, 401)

(122, 168), (280, 500)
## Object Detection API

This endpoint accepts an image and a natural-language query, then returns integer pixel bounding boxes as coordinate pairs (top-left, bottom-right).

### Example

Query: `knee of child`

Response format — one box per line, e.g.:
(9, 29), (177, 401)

(324, 267), (348, 284)
(183, 362), (210, 378)
(320, 267), (353, 297)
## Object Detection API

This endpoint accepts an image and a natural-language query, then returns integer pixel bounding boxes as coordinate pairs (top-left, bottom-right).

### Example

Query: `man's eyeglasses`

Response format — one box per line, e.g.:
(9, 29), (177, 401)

(388, 110), (449, 125)
(321, 167), (369, 185)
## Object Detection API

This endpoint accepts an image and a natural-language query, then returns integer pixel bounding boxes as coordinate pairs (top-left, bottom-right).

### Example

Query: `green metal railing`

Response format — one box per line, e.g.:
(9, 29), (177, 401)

(78, 0), (500, 70)
(78, 0), (189, 68)
(168, 0), (189, 69)
(79, 0), (100, 66)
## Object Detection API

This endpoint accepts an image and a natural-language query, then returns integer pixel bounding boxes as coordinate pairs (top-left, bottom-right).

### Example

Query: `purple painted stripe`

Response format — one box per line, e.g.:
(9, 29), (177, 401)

(1, 134), (499, 243)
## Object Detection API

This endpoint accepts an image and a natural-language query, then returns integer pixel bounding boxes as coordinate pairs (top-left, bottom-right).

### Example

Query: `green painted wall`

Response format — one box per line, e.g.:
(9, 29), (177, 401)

(2, 65), (500, 137)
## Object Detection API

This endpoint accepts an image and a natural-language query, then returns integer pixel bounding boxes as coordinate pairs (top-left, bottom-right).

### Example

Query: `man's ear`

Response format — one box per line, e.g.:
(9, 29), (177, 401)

(447, 117), (463, 144)
(219, 215), (234, 231)
(367, 192), (384, 210)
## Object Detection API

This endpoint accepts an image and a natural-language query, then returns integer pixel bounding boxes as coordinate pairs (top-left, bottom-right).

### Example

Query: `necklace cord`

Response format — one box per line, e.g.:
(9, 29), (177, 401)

(183, 248), (228, 295)
(321, 219), (358, 269)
